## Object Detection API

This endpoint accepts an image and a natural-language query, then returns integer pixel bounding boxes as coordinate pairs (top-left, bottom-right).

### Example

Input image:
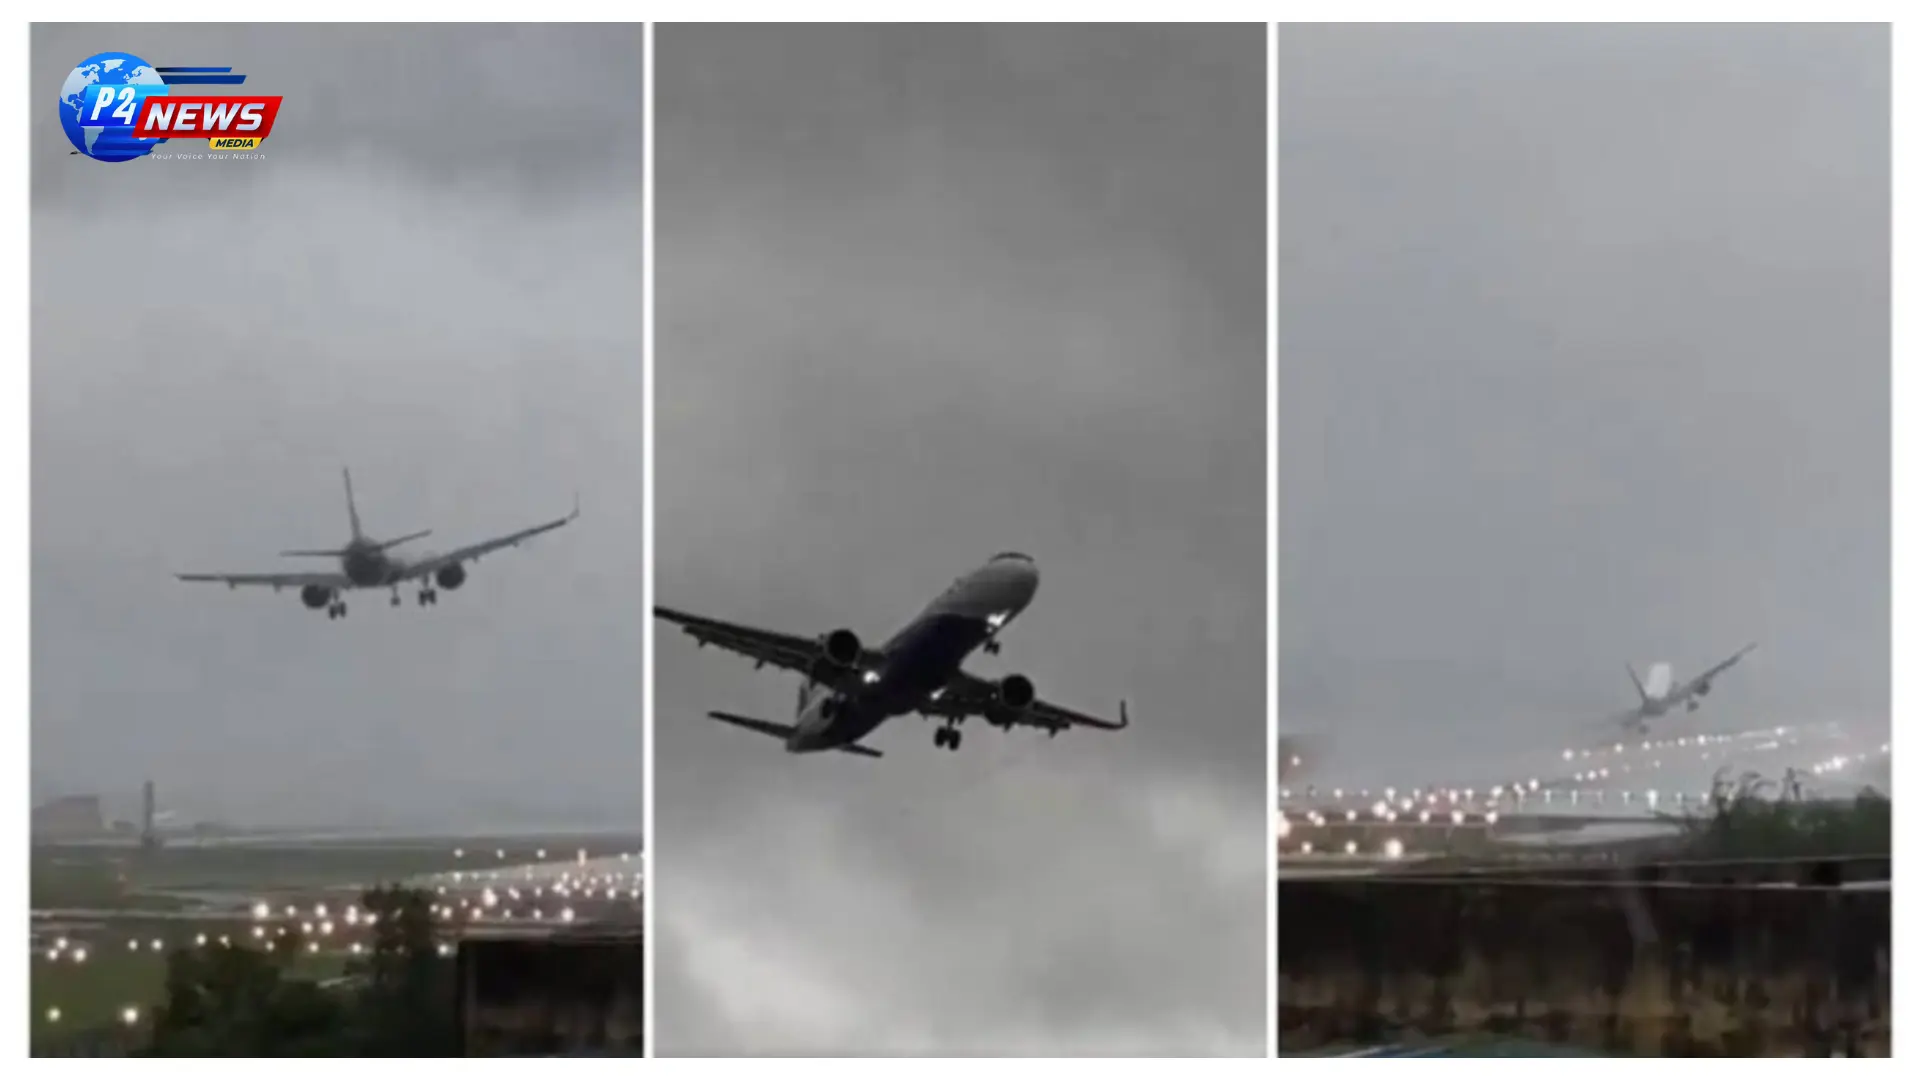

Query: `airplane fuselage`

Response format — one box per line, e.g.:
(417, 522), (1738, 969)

(784, 553), (1038, 753)
(340, 539), (402, 587)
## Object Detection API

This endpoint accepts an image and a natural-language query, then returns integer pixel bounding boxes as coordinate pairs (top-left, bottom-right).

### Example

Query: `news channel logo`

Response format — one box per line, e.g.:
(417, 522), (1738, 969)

(59, 51), (268, 162)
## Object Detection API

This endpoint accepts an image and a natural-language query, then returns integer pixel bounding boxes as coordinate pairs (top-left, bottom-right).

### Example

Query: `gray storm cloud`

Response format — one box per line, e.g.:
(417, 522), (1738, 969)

(32, 24), (644, 829)
(1276, 24), (1889, 788)
(652, 25), (1267, 1056)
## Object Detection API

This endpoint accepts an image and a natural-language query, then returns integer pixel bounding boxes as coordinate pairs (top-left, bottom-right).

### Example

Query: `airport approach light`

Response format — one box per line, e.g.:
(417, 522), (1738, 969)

(72, 948), (87, 963)
(45, 948), (58, 961)
(1344, 840), (1358, 855)
(1300, 842), (1314, 854)
(195, 934), (207, 947)
(56, 937), (68, 950)
(1344, 809), (1357, 823)
(1383, 838), (1404, 859)
(454, 848), (465, 858)
(127, 939), (139, 952)
(561, 907), (577, 923)
(1485, 812), (1499, 826)
(252, 927), (266, 939)
(121, 1007), (140, 1026)
(1450, 810), (1466, 826)
(46, 1008), (61, 1023)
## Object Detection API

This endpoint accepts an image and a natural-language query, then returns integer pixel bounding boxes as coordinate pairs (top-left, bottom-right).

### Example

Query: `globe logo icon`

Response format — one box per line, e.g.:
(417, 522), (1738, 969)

(60, 52), (171, 163)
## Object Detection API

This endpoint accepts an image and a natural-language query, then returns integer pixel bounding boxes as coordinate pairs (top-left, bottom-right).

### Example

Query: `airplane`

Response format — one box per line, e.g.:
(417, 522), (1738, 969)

(176, 468), (578, 619)
(1602, 643), (1759, 736)
(654, 552), (1130, 758)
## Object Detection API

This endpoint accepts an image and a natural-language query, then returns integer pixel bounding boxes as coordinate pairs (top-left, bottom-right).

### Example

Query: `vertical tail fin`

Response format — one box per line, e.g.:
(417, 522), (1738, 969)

(1626, 662), (1650, 705)
(343, 467), (364, 540)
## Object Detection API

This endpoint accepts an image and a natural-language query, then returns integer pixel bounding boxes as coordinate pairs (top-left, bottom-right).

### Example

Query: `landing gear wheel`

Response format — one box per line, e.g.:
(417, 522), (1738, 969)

(949, 729), (962, 750)
(390, 592), (402, 607)
(983, 640), (1001, 655)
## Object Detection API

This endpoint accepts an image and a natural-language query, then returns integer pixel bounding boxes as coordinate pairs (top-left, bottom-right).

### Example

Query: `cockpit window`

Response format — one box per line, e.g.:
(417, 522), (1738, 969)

(991, 551), (1034, 563)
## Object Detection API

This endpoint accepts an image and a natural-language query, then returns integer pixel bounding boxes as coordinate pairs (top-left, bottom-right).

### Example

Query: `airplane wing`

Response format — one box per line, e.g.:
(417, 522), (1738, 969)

(176, 570), (352, 591)
(653, 606), (885, 681)
(398, 500), (579, 582)
(925, 669), (1130, 735)
(1676, 642), (1758, 698)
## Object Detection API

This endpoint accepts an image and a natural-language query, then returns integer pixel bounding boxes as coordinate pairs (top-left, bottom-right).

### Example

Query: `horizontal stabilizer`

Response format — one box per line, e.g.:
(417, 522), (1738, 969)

(280, 548), (349, 557)
(373, 529), (432, 551)
(706, 711), (882, 758)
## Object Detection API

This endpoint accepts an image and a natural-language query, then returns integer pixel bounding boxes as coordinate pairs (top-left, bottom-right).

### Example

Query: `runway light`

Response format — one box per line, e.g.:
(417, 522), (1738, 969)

(1344, 809), (1357, 823)
(1484, 812), (1499, 826)
(1450, 810), (1466, 826)
(1383, 838), (1404, 860)
(454, 848), (465, 859)
(46, 1007), (61, 1023)
(121, 1006), (140, 1026)
(561, 907), (577, 924)
(72, 948), (87, 963)
(1300, 841), (1313, 854)
(56, 937), (69, 950)
(1343, 840), (1358, 856)
(1562, 749), (1574, 761)
(195, 934), (208, 947)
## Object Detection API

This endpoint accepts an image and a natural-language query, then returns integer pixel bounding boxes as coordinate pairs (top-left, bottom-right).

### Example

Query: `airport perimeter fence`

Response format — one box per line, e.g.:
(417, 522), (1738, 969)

(1276, 873), (1890, 1056)
(1381, 854), (1892, 887)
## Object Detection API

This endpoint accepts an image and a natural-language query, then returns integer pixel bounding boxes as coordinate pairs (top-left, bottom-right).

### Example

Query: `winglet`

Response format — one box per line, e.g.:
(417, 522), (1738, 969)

(570, 490), (581, 520)
(1116, 700), (1131, 730)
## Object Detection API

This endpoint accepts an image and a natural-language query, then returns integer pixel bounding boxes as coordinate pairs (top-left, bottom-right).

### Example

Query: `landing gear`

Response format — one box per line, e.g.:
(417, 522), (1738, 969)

(390, 589), (402, 607)
(326, 599), (348, 620)
(934, 725), (962, 751)
(983, 639), (1001, 656)
(417, 586), (438, 607)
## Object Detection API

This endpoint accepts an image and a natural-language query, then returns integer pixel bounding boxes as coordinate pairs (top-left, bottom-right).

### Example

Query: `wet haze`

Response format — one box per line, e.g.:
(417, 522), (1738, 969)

(1276, 24), (1889, 790)
(32, 24), (644, 829)
(653, 26), (1266, 1055)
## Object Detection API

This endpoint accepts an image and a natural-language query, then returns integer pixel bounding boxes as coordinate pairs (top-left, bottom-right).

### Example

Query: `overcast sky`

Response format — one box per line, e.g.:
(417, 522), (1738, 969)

(1277, 24), (1889, 789)
(32, 24), (644, 829)
(652, 25), (1266, 1056)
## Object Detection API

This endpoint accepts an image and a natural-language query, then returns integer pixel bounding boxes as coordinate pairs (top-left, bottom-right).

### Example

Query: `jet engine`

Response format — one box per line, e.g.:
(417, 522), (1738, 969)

(1697, 682), (1712, 697)
(300, 585), (332, 610)
(997, 674), (1035, 710)
(435, 563), (467, 590)
(820, 628), (862, 668)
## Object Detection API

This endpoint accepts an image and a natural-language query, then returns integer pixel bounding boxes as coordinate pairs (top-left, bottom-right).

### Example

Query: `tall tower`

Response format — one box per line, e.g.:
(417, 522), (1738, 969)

(140, 780), (159, 851)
